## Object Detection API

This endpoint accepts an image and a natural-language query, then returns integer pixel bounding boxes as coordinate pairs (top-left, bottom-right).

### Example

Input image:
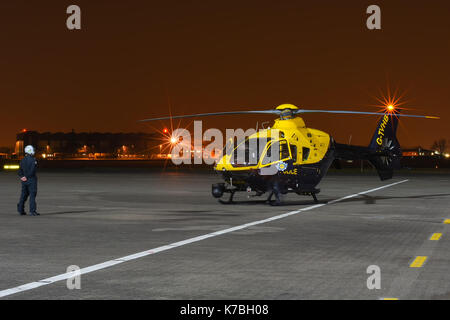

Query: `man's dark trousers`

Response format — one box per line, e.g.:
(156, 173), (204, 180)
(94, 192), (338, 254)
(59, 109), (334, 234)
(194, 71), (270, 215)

(18, 177), (37, 213)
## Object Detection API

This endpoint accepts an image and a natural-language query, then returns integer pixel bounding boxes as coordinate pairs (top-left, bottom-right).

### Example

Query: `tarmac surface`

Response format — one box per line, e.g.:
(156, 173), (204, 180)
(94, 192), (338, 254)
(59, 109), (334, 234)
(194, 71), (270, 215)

(0, 169), (449, 300)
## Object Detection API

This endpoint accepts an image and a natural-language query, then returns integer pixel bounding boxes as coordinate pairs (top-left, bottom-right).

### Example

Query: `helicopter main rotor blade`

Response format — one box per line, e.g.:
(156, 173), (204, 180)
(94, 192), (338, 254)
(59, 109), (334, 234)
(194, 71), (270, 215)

(139, 110), (279, 122)
(295, 109), (439, 119)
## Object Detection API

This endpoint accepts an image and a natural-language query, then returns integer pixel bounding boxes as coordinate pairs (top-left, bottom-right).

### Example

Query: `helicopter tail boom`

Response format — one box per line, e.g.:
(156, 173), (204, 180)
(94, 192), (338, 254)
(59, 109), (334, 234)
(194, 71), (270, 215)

(335, 112), (402, 180)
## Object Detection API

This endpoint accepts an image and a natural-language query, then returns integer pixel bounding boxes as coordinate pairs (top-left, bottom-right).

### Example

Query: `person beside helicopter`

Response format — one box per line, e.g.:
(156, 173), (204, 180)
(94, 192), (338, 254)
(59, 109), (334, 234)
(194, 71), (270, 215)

(17, 145), (40, 216)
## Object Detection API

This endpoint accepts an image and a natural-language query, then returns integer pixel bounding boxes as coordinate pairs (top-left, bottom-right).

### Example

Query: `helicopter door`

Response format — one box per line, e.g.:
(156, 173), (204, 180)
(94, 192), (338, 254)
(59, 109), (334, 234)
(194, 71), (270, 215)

(290, 145), (298, 163)
(260, 139), (292, 166)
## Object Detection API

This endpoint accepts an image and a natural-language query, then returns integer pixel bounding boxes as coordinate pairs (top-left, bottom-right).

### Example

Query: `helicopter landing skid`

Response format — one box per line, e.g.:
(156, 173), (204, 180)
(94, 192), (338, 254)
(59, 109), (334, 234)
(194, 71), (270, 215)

(217, 188), (320, 205)
(296, 188), (321, 204)
(218, 190), (236, 204)
(267, 188), (321, 205)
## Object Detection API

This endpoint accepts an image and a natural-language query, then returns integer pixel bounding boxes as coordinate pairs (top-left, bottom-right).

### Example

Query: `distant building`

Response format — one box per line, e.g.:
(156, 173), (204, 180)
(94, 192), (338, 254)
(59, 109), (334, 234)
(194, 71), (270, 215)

(15, 130), (159, 159)
(0, 147), (12, 159)
(402, 146), (436, 157)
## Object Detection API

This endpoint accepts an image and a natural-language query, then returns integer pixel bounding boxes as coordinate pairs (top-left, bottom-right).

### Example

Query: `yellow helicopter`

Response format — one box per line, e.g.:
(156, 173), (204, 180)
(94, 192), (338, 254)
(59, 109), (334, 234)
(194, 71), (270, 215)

(140, 104), (438, 205)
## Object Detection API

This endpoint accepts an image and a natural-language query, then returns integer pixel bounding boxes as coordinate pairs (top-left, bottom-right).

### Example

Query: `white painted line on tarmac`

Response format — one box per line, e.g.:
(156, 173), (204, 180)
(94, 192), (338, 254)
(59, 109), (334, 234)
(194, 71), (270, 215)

(0, 179), (409, 298)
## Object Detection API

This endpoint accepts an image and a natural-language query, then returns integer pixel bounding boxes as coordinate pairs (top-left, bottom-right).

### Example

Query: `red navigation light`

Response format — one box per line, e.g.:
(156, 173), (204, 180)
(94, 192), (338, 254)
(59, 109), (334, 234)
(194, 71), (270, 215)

(163, 128), (168, 134)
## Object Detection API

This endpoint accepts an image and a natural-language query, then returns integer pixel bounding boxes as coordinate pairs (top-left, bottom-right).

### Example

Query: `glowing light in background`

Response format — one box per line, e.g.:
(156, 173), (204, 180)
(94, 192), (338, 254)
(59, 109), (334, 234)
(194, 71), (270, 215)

(3, 164), (19, 170)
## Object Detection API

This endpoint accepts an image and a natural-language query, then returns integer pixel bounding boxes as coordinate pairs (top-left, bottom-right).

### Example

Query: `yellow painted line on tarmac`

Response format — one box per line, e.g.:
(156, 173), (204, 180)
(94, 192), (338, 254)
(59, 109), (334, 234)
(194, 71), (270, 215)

(410, 256), (427, 268)
(444, 219), (450, 224)
(430, 233), (442, 241)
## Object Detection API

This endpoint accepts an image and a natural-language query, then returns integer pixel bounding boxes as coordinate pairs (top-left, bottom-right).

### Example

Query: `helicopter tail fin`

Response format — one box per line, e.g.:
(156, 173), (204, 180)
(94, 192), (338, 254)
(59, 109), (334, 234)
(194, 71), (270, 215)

(367, 112), (402, 180)
(368, 112), (400, 151)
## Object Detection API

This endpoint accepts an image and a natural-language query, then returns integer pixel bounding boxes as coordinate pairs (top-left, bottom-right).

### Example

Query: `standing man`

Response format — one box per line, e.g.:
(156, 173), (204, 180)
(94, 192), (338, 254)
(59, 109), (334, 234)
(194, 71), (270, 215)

(17, 145), (39, 216)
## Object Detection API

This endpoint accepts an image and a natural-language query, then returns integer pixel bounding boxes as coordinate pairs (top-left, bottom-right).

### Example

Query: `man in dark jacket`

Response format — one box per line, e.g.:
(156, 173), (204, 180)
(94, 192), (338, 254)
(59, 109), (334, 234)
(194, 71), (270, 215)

(17, 145), (39, 216)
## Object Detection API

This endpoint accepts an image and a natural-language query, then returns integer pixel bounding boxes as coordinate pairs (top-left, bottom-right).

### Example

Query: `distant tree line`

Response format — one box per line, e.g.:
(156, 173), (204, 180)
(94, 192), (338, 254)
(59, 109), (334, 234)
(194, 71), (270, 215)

(431, 138), (448, 155)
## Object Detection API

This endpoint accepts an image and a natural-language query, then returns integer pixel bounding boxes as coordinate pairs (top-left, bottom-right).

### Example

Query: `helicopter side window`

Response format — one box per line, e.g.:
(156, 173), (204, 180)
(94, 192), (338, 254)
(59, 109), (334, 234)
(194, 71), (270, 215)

(280, 142), (290, 159)
(261, 140), (291, 165)
(290, 145), (297, 162)
(302, 147), (310, 161)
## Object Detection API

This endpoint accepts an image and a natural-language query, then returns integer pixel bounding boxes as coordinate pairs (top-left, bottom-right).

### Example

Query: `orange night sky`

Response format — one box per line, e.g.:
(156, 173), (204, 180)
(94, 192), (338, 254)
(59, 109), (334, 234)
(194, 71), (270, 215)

(0, 1), (449, 148)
